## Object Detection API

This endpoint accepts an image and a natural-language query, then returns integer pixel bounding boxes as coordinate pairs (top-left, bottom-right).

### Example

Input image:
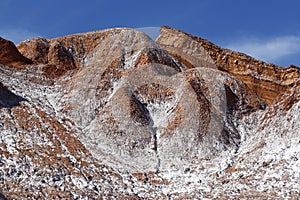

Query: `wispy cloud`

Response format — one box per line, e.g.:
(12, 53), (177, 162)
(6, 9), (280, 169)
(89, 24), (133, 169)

(0, 28), (40, 44)
(226, 35), (300, 65)
(136, 27), (160, 40)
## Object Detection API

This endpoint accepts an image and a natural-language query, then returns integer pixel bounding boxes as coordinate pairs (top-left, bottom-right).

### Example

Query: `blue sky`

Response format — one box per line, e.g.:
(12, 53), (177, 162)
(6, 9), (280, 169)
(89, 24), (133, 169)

(1, 0), (300, 66)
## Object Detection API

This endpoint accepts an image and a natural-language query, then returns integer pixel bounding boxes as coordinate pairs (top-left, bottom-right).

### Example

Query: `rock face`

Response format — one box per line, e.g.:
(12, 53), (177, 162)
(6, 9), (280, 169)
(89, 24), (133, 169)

(0, 27), (299, 199)
(0, 37), (33, 68)
(157, 26), (300, 104)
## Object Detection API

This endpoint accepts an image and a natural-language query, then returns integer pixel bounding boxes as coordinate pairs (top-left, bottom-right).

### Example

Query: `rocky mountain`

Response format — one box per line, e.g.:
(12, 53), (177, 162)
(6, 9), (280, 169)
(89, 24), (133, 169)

(157, 26), (300, 104)
(0, 27), (299, 199)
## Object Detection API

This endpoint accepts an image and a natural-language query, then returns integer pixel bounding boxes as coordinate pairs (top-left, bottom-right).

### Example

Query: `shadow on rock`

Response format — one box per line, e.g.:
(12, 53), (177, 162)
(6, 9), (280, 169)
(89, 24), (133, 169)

(0, 192), (7, 200)
(0, 82), (27, 108)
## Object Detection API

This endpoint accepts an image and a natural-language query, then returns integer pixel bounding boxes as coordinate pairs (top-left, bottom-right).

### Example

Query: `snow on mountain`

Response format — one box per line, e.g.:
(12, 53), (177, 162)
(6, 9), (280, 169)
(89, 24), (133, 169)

(0, 27), (299, 199)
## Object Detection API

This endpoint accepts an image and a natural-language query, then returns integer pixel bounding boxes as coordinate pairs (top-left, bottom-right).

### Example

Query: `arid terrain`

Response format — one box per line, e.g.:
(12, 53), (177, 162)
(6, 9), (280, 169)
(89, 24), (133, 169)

(0, 26), (299, 199)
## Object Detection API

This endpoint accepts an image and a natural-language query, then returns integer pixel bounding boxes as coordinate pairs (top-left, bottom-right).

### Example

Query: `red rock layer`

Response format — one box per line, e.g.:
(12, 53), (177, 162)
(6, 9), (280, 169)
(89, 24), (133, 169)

(0, 37), (33, 67)
(157, 26), (300, 104)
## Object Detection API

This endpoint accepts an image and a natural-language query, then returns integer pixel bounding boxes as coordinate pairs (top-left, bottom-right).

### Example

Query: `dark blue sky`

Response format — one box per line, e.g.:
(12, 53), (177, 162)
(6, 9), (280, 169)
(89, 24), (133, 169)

(1, 0), (300, 66)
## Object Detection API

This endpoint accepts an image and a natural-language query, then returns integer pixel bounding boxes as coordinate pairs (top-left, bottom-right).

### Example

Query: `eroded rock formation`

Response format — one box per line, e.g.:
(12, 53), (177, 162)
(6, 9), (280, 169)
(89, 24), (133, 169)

(157, 26), (300, 104)
(0, 27), (299, 199)
(0, 37), (33, 68)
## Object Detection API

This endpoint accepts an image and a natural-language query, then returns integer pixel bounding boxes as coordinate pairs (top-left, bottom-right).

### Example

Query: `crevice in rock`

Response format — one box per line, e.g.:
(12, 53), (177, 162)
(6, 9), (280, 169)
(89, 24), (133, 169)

(222, 116), (240, 147)
(130, 94), (161, 172)
(130, 94), (160, 172)
(151, 126), (161, 173)
(224, 84), (238, 115)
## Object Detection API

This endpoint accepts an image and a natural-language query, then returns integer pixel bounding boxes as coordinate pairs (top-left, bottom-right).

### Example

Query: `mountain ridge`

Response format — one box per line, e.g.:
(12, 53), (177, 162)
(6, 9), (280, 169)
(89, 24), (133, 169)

(0, 27), (299, 199)
(157, 26), (300, 104)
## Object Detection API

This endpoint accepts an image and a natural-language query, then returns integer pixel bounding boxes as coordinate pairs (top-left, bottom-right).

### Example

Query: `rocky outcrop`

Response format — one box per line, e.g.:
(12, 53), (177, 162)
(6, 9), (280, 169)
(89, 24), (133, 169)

(0, 27), (299, 199)
(17, 38), (76, 79)
(17, 28), (185, 80)
(0, 37), (33, 68)
(156, 26), (300, 104)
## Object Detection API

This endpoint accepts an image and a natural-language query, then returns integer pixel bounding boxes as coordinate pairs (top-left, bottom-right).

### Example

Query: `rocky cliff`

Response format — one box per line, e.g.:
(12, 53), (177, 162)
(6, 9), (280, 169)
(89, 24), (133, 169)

(157, 26), (300, 104)
(0, 27), (299, 199)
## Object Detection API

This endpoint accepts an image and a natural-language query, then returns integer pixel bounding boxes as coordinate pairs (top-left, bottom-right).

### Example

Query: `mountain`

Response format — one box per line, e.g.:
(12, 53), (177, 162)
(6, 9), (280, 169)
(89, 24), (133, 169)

(0, 27), (299, 199)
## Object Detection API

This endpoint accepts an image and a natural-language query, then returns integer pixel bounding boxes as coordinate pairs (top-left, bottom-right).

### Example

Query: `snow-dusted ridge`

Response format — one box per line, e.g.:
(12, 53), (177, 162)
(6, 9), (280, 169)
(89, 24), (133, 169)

(0, 27), (299, 199)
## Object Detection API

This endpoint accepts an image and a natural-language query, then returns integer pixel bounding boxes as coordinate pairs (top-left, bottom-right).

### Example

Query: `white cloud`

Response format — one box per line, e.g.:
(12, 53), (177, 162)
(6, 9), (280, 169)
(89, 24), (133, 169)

(0, 28), (39, 44)
(136, 27), (160, 40)
(226, 35), (300, 64)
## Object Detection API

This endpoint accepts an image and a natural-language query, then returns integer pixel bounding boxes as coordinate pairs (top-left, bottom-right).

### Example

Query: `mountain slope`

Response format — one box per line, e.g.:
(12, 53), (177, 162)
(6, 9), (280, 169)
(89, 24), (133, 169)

(0, 27), (299, 199)
(156, 26), (300, 104)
